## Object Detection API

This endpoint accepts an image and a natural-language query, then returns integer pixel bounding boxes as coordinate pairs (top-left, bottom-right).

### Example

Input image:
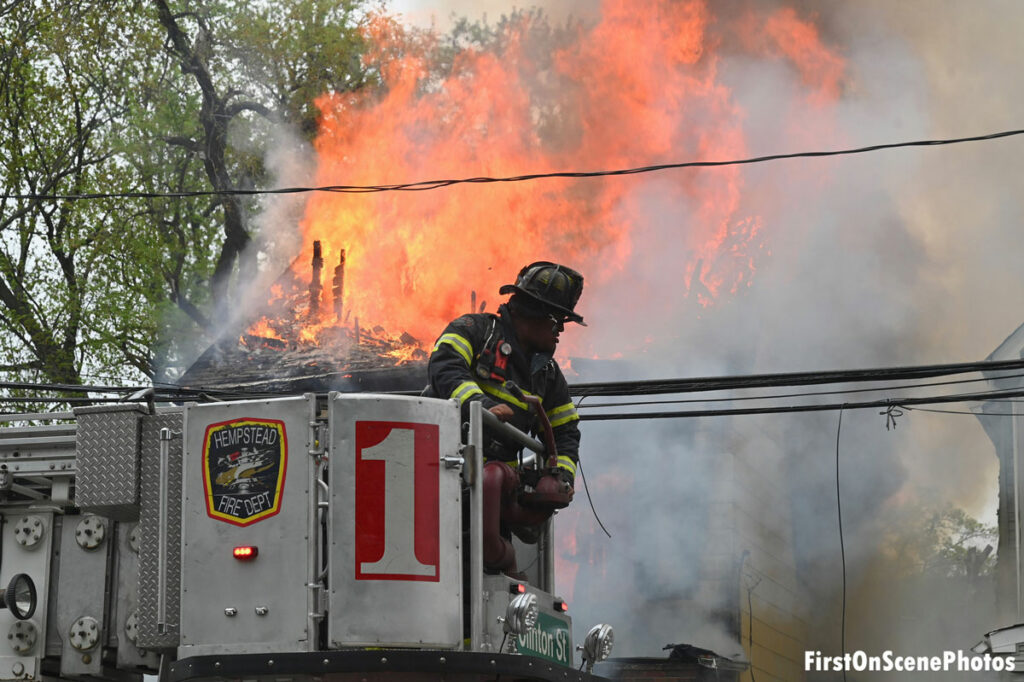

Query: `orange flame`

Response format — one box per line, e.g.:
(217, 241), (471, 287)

(285, 0), (843, 354)
(247, 318), (283, 341)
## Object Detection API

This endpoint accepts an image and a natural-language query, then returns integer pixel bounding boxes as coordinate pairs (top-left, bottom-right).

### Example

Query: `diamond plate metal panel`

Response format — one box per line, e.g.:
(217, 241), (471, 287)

(137, 411), (183, 650)
(74, 405), (146, 520)
(113, 522), (160, 670)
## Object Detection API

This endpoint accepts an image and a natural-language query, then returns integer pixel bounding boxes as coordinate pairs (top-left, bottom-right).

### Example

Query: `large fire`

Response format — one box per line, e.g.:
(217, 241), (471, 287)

(248, 0), (843, 360)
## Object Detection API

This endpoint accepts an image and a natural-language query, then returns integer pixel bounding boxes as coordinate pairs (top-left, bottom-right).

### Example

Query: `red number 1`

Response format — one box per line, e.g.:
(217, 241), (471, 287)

(354, 421), (440, 581)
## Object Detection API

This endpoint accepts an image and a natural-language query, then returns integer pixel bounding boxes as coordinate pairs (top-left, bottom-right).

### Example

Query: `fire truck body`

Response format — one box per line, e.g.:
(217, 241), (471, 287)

(0, 393), (611, 681)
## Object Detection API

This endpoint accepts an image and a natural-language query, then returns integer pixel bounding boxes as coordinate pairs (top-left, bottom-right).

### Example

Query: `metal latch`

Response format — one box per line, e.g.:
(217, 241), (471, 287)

(309, 421), (327, 458)
(440, 454), (465, 469)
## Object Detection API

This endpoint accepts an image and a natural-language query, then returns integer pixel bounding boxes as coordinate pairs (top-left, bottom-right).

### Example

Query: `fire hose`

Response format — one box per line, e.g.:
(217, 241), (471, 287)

(480, 382), (573, 509)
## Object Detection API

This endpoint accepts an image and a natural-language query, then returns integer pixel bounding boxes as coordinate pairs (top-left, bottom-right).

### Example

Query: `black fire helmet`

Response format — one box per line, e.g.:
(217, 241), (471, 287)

(499, 261), (586, 326)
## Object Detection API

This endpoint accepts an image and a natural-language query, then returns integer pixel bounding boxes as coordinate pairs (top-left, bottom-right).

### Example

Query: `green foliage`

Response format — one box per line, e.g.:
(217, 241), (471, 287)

(885, 504), (997, 580)
(0, 1), (151, 389)
(0, 0), (375, 395)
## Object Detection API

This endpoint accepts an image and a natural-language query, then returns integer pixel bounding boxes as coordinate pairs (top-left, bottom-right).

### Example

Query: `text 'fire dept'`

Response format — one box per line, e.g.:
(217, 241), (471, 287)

(202, 418), (288, 526)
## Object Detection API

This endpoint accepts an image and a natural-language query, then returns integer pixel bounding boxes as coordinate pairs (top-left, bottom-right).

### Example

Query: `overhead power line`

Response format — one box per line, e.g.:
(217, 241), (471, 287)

(569, 358), (1024, 397)
(3, 358), (1023, 420)
(4, 358), (1021, 400)
(577, 387), (1024, 421)
(579, 371), (1024, 408)
(4, 128), (1023, 202)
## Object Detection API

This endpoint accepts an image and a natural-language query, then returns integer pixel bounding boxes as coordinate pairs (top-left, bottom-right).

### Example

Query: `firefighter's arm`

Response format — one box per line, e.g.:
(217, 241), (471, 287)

(428, 317), (500, 420)
(544, 374), (580, 487)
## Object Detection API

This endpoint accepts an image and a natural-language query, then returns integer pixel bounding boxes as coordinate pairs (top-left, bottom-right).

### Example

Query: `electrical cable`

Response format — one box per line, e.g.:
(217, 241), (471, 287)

(577, 387), (1024, 421)
(573, 371), (1024, 409)
(576, 457), (611, 539)
(904, 406), (1024, 417)
(101, 357), (1024, 402)
(836, 406), (848, 682)
(5, 128), (1024, 202)
(747, 581), (759, 682)
(5, 359), (1024, 413)
(569, 358), (1024, 398)
(0, 380), (135, 393)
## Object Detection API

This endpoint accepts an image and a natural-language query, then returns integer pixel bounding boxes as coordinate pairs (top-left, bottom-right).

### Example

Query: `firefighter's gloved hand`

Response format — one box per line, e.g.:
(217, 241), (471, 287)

(556, 468), (575, 500)
(489, 404), (514, 422)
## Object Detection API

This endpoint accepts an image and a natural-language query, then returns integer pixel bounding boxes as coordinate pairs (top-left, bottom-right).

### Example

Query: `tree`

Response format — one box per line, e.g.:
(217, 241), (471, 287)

(0, 1), (154, 388)
(148, 0), (375, 311)
(885, 504), (997, 581)
(0, 0), (376, 396)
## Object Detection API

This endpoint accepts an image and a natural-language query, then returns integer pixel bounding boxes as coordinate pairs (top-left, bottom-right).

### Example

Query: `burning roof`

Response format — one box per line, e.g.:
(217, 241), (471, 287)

(178, 241), (432, 394)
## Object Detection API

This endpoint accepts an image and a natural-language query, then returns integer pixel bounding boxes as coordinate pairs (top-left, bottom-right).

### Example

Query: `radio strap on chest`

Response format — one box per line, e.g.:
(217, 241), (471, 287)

(473, 317), (512, 383)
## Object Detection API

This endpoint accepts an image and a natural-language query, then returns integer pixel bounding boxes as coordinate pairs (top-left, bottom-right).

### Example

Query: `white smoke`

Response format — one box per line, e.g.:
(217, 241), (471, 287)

(474, 0), (1020, 671)
(240, 0), (1022, 672)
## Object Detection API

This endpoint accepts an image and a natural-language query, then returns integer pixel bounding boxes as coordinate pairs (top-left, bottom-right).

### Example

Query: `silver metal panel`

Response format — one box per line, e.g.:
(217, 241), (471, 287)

(55, 514), (113, 677)
(0, 423), (77, 504)
(481, 574), (573, 664)
(327, 394), (462, 648)
(0, 511), (54, 681)
(137, 411), (183, 649)
(74, 405), (146, 520)
(510, 517), (554, 592)
(178, 396), (315, 656)
(113, 522), (160, 670)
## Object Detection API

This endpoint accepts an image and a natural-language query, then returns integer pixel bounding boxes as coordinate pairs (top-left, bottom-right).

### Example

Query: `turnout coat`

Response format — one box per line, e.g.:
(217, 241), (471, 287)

(427, 304), (580, 482)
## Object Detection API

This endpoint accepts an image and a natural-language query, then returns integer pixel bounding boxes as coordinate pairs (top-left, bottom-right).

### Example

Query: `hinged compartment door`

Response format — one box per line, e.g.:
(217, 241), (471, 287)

(179, 396), (315, 655)
(328, 394), (462, 648)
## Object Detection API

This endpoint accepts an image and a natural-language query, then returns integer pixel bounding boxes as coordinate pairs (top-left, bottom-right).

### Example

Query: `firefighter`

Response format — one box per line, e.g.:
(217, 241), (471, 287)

(428, 261), (585, 574)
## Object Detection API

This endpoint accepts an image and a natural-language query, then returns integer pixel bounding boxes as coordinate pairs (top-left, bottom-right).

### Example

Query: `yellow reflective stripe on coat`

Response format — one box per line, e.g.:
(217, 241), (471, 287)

(546, 401), (579, 427)
(557, 456), (577, 477)
(451, 381), (483, 405)
(432, 333), (473, 365)
(479, 382), (538, 411)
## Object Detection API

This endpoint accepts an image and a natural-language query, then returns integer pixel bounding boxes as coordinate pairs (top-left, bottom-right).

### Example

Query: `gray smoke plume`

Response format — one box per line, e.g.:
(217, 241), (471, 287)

(490, 0), (1021, 674)
(242, 0), (1021, 675)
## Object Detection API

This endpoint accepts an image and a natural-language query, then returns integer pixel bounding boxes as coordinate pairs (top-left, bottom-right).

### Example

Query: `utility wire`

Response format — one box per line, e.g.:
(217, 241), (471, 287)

(574, 371), (1024, 409)
(905, 406), (1024, 417)
(94, 357), (1024, 400)
(5, 128), (1023, 202)
(836, 406), (848, 682)
(578, 387), (1024, 421)
(569, 358), (1024, 397)
(4, 360), (1024, 412)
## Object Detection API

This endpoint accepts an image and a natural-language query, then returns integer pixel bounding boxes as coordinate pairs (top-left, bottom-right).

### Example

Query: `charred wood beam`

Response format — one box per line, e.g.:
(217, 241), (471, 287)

(309, 241), (323, 315)
(332, 249), (345, 321)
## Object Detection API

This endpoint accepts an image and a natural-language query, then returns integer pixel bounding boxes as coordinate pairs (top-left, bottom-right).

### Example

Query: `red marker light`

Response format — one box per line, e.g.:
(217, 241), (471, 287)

(510, 583), (526, 594)
(554, 599), (568, 612)
(233, 546), (259, 560)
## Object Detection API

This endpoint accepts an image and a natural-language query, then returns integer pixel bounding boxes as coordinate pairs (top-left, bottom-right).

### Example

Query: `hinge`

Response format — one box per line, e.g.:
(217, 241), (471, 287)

(309, 421), (327, 458)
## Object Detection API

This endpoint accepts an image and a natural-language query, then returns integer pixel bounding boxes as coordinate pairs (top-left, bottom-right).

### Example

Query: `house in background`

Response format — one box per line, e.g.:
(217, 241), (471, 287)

(974, 321), (1024, 659)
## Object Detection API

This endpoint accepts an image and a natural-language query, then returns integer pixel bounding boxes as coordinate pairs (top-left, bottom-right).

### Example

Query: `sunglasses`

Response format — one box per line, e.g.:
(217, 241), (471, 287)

(547, 313), (568, 328)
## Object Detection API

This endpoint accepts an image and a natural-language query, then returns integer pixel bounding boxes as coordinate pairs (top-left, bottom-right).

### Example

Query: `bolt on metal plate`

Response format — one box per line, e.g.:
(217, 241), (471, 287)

(125, 611), (139, 644)
(69, 617), (100, 651)
(13, 516), (45, 548)
(75, 516), (106, 550)
(8, 621), (37, 654)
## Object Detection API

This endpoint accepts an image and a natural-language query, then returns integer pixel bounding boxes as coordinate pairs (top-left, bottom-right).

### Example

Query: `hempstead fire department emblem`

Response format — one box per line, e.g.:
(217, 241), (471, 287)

(202, 418), (287, 526)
